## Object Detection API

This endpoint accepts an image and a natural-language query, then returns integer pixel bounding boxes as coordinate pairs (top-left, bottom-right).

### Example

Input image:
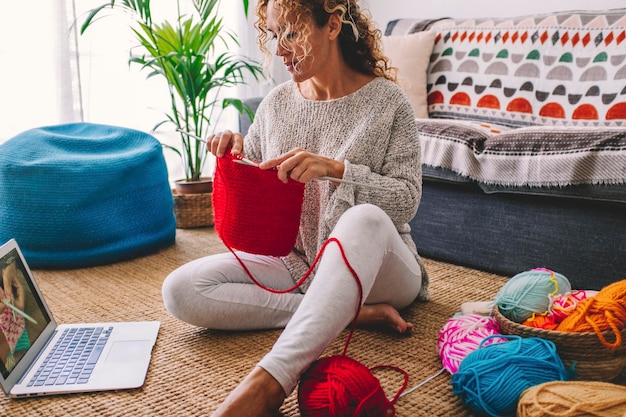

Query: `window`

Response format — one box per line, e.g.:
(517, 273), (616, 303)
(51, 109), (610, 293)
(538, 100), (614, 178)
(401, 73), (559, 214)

(0, 0), (273, 181)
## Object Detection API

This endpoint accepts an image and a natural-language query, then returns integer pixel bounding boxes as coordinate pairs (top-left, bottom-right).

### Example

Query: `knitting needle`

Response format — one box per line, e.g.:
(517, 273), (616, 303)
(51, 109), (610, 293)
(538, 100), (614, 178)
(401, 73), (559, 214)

(177, 129), (390, 191)
(176, 130), (262, 167)
(2, 299), (38, 324)
(232, 159), (390, 191)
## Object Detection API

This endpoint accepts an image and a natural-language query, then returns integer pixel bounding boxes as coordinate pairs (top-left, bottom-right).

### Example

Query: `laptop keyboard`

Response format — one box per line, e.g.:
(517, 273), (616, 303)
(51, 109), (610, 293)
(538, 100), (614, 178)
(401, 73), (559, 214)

(27, 326), (113, 387)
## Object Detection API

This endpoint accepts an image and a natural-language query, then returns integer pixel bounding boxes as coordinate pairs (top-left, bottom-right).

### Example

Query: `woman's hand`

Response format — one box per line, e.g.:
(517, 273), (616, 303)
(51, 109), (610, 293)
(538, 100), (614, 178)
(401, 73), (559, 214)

(259, 148), (345, 184)
(2, 261), (25, 310)
(207, 130), (244, 159)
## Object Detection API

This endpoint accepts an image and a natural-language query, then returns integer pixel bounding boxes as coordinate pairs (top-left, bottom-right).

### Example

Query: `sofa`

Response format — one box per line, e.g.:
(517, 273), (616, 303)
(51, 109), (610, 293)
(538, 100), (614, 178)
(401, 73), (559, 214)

(384, 8), (626, 290)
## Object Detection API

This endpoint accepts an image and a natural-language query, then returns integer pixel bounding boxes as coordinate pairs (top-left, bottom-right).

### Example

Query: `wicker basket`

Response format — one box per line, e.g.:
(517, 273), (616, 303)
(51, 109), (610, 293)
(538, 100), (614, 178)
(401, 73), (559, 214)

(493, 306), (626, 381)
(172, 190), (214, 229)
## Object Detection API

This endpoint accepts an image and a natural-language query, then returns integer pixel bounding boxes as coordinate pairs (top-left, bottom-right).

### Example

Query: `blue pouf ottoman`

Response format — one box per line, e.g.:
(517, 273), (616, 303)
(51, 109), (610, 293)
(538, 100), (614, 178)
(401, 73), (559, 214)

(0, 123), (176, 268)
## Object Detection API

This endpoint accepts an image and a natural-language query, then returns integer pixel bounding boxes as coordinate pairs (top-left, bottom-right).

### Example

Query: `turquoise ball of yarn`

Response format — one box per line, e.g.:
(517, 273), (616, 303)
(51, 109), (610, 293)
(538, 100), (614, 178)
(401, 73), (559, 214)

(451, 336), (570, 417)
(494, 268), (571, 323)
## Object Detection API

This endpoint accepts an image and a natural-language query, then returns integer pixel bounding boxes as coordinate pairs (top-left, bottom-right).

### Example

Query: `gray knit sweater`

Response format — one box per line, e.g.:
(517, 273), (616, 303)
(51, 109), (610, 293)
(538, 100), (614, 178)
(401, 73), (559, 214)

(245, 78), (429, 300)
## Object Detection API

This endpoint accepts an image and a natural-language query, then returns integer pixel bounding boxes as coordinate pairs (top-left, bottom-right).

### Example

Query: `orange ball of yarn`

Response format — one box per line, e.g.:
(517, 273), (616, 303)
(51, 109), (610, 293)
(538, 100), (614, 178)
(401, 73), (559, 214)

(556, 279), (626, 348)
(523, 313), (558, 330)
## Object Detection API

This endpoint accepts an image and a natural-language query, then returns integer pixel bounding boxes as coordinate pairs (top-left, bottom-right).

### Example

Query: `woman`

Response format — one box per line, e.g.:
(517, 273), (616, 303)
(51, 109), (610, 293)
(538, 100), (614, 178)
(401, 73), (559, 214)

(162, 0), (429, 415)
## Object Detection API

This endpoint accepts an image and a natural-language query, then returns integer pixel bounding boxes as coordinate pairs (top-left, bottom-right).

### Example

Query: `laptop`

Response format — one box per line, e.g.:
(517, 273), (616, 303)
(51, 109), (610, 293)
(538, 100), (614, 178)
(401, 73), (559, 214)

(0, 238), (160, 397)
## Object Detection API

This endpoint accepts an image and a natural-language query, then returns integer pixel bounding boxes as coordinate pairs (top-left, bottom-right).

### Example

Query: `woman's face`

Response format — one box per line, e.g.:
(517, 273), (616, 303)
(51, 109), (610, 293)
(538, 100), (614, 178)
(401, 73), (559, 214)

(266, 0), (333, 83)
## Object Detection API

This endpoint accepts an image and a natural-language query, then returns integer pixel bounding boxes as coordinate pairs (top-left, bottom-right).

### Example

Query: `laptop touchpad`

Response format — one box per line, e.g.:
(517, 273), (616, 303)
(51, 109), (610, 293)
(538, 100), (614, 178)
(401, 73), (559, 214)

(106, 341), (152, 363)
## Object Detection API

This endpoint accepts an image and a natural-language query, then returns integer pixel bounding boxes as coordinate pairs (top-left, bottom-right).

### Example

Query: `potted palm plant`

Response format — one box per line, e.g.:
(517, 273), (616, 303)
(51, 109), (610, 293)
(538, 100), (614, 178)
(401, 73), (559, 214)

(81, 0), (264, 226)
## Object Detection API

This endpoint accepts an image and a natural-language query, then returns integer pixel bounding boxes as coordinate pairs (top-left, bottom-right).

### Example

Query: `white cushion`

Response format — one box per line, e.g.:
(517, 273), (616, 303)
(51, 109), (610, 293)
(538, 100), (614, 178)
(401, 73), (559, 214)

(382, 31), (436, 119)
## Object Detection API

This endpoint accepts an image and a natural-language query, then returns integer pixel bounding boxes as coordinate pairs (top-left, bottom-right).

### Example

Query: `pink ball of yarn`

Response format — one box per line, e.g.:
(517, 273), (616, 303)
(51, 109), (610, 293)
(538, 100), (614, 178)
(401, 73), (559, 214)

(437, 314), (507, 374)
(550, 290), (597, 323)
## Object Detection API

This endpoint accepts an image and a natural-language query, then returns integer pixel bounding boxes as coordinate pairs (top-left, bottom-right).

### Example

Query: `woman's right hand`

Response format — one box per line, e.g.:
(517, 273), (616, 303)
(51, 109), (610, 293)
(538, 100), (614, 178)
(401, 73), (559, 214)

(207, 130), (244, 159)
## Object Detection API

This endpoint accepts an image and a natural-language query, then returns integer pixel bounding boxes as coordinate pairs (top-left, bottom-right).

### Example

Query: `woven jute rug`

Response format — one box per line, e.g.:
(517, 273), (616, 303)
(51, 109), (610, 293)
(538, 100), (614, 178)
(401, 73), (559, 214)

(0, 228), (621, 416)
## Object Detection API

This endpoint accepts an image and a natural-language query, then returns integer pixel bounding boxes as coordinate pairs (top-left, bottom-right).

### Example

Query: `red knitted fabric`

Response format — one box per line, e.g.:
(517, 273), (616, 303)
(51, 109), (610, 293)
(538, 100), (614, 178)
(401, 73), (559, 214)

(212, 153), (305, 257)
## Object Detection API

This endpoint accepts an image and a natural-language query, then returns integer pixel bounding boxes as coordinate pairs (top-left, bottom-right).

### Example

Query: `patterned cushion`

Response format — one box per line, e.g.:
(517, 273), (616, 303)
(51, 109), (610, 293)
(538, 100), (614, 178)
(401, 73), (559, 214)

(388, 9), (626, 128)
(0, 123), (176, 268)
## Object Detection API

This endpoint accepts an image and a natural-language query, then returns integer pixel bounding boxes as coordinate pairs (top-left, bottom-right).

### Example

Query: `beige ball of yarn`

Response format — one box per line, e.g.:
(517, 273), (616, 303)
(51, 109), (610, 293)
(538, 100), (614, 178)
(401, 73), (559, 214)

(518, 380), (626, 417)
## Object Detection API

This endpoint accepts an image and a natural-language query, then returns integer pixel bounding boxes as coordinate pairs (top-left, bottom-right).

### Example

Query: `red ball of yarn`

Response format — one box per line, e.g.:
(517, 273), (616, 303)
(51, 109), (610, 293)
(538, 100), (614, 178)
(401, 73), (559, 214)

(298, 356), (395, 417)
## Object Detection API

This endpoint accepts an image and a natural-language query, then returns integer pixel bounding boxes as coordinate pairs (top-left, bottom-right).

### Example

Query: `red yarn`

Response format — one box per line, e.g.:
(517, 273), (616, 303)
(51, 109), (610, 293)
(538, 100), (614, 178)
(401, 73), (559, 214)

(212, 152), (305, 256)
(298, 356), (408, 417)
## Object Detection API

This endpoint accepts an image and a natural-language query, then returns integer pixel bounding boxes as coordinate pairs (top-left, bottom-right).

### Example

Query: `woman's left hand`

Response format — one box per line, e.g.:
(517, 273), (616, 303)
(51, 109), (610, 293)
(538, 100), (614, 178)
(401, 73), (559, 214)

(259, 148), (345, 184)
(207, 130), (244, 159)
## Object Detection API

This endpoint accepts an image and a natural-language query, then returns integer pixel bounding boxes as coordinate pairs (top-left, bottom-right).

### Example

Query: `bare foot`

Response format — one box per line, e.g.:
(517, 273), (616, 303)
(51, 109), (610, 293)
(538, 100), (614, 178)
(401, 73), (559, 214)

(211, 366), (286, 417)
(355, 303), (413, 334)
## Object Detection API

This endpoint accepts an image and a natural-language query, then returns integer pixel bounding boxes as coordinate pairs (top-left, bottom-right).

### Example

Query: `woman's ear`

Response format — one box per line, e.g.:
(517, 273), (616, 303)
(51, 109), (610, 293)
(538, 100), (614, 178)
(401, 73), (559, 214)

(327, 13), (342, 40)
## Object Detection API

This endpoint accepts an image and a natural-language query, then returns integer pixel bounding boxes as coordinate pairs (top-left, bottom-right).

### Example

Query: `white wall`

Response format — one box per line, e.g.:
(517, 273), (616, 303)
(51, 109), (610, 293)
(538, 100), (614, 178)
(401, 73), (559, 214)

(362, 0), (625, 31)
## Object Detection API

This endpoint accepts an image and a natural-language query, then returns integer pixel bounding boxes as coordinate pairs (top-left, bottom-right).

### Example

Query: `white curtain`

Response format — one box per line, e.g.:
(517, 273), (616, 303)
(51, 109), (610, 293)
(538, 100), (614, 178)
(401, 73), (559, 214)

(232, 2), (290, 99)
(0, 2), (78, 142)
(0, 0), (283, 180)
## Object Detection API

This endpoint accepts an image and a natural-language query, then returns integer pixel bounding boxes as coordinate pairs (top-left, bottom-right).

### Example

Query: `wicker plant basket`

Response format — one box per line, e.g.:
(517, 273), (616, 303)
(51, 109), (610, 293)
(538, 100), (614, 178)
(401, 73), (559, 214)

(493, 306), (626, 381)
(172, 190), (214, 228)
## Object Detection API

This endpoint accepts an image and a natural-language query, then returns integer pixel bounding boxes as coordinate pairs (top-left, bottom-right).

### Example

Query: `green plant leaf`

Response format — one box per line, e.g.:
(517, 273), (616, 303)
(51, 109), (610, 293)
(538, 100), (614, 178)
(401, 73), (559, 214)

(80, 0), (264, 182)
(79, 2), (114, 34)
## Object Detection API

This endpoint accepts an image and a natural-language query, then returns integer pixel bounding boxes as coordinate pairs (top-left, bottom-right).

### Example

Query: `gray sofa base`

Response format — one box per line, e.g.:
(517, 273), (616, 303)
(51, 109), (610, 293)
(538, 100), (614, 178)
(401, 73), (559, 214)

(410, 179), (626, 291)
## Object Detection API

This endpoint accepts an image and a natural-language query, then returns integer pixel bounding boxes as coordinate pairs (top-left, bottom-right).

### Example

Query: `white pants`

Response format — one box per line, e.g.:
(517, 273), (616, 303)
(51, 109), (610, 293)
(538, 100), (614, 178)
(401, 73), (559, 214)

(162, 204), (422, 394)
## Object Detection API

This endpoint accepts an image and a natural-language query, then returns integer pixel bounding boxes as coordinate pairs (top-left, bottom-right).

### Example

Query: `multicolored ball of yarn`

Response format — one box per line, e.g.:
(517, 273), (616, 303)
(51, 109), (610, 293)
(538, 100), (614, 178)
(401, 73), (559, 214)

(549, 290), (596, 323)
(522, 290), (599, 329)
(437, 314), (506, 374)
(495, 268), (571, 323)
(452, 335), (570, 417)
(557, 279), (626, 348)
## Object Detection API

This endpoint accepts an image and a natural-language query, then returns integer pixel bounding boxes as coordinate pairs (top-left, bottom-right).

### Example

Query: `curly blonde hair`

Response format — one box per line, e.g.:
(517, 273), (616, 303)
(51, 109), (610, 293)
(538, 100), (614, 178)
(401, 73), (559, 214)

(254, 0), (396, 82)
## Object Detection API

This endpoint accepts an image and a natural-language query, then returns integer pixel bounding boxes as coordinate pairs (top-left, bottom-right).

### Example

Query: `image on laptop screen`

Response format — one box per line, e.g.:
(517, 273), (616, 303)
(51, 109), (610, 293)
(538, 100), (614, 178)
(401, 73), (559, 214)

(0, 248), (51, 378)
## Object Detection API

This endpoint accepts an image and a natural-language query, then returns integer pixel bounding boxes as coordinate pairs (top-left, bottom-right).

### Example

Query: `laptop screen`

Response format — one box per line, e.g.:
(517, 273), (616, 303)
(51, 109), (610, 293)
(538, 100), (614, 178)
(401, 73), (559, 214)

(0, 246), (52, 379)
